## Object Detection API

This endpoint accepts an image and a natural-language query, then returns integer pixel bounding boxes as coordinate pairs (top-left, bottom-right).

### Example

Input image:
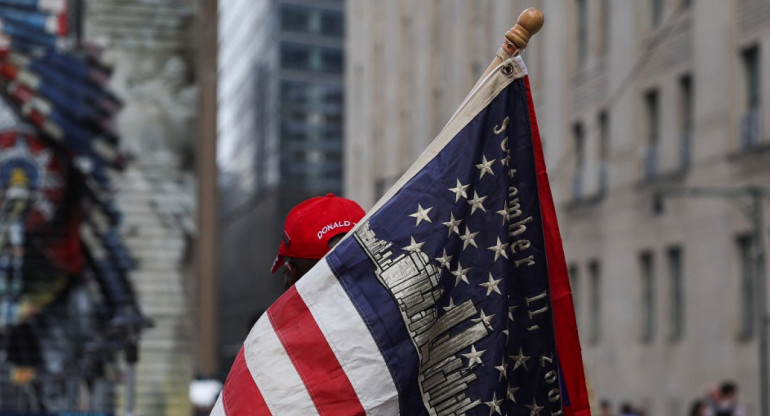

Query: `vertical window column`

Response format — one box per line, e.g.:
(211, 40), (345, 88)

(667, 246), (684, 342)
(740, 46), (761, 150)
(598, 111), (609, 193)
(573, 123), (585, 200)
(640, 251), (655, 342)
(643, 89), (659, 180)
(737, 235), (756, 339)
(576, 0), (588, 68)
(588, 260), (602, 344)
(678, 75), (693, 170)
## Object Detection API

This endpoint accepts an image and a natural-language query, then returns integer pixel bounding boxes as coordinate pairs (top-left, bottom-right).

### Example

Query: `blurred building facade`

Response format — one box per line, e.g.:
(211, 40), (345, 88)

(85, 1), (199, 414)
(216, 0), (346, 378)
(345, 0), (770, 414)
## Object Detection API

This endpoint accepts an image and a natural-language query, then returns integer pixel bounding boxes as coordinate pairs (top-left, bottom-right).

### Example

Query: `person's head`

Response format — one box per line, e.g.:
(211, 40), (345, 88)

(688, 399), (707, 416)
(719, 380), (738, 402)
(270, 193), (365, 290)
(619, 403), (633, 414)
(599, 399), (612, 416)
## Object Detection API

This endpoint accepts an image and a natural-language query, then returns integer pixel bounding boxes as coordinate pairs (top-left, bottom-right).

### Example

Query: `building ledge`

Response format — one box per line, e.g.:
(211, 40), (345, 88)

(633, 167), (689, 189)
(564, 190), (606, 213)
(727, 140), (770, 161)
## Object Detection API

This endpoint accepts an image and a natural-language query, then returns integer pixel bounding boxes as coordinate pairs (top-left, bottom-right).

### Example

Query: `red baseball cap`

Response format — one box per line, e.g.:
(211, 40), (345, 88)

(270, 193), (365, 273)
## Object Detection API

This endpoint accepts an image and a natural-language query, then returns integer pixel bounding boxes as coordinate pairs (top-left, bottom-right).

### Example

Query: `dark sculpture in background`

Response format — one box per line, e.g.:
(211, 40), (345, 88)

(0, 1), (150, 412)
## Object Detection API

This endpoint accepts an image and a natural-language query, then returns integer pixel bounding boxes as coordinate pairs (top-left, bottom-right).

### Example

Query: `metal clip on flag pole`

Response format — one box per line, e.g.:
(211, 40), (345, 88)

(475, 8), (544, 92)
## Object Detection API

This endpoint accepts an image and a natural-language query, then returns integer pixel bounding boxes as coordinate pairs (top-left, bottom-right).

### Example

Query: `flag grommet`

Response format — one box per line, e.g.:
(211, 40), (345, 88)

(501, 64), (514, 76)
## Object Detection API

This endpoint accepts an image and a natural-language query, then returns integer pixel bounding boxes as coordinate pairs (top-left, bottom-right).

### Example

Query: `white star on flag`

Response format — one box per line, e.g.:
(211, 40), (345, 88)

(494, 358), (508, 381)
(408, 203), (433, 226)
(442, 212), (462, 236)
(435, 249), (453, 269)
(472, 309), (495, 326)
(484, 392), (503, 415)
(448, 179), (469, 202)
(459, 226), (479, 250)
(467, 191), (488, 214)
(451, 262), (470, 286)
(496, 200), (510, 224)
(488, 237), (509, 261)
(461, 345), (485, 367)
(507, 385), (519, 402)
(510, 347), (530, 372)
(476, 154), (496, 179)
(403, 236), (425, 253)
(479, 273), (503, 296)
(525, 398), (544, 416)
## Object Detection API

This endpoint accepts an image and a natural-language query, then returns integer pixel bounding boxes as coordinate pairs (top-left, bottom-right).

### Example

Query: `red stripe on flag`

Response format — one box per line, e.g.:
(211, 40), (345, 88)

(268, 286), (366, 416)
(524, 75), (592, 416)
(221, 347), (272, 415)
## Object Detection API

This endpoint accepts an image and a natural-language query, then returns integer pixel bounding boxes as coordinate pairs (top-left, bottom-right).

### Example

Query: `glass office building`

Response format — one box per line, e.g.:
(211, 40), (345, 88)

(217, 0), (345, 377)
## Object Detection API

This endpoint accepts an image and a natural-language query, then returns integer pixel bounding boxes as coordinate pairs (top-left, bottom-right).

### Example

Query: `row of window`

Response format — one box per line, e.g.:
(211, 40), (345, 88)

(572, 43), (762, 200)
(574, 0), (693, 67)
(280, 4), (344, 38)
(570, 234), (759, 346)
(281, 42), (344, 74)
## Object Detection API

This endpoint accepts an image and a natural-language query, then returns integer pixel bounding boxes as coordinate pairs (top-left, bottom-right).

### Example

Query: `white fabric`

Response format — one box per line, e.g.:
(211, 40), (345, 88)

(296, 260), (401, 415)
(243, 313), (320, 416)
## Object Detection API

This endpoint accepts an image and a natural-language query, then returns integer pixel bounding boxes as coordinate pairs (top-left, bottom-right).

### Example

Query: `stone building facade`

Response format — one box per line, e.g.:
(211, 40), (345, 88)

(345, 1), (770, 414)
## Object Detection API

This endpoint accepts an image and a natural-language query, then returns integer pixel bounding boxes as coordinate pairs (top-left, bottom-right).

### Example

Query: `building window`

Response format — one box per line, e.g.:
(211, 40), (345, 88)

(573, 123), (585, 200)
(598, 0), (610, 56)
(281, 4), (311, 33)
(576, 0), (588, 67)
(321, 10), (345, 37)
(667, 246), (684, 342)
(651, 0), (663, 28)
(281, 43), (344, 74)
(588, 260), (601, 344)
(569, 264), (580, 318)
(598, 111), (609, 193)
(640, 251), (655, 342)
(643, 89), (659, 179)
(281, 5), (343, 38)
(740, 46), (761, 150)
(737, 235), (756, 340)
(678, 75), (693, 170)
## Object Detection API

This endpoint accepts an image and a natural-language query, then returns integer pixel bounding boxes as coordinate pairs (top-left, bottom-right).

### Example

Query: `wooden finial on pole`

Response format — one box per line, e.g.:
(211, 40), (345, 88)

(478, 7), (544, 82)
(502, 7), (544, 56)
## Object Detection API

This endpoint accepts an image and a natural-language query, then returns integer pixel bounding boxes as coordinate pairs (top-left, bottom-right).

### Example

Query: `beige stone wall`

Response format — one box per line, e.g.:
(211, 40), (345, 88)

(345, 0), (770, 414)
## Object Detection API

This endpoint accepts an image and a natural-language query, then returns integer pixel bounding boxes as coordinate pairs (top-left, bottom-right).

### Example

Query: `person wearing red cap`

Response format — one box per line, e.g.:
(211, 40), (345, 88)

(271, 193), (366, 290)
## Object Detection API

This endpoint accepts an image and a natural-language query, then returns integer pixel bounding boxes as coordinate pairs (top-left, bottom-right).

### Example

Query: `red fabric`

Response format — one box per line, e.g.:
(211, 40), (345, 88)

(525, 76), (592, 416)
(222, 347), (272, 415)
(268, 286), (366, 416)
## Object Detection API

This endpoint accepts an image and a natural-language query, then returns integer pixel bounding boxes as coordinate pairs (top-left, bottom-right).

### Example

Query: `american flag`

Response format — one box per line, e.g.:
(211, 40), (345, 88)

(214, 55), (590, 416)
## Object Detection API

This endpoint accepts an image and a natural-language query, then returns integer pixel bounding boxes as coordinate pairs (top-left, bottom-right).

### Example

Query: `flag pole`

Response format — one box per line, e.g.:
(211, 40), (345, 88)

(480, 7), (544, 81)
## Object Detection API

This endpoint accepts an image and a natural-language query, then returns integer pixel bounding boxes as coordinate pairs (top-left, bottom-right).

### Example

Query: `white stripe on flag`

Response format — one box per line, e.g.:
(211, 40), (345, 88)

(296, 259), (401, 415)
(210, 394), (226, 416)
(244, 313), (320, 416)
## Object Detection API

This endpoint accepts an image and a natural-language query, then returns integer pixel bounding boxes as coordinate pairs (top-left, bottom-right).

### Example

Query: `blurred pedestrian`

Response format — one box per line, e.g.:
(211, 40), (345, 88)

(599, 399), (613, 416)
(689, 399), (708, 416)
(270, 193), (365, 290)
(706, 380), (748, 416)
(618, 402), (636, 416)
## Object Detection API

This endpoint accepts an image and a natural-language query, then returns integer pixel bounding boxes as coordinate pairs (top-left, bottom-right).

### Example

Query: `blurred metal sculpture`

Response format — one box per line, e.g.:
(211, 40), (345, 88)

(0, 0), (149, 412)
